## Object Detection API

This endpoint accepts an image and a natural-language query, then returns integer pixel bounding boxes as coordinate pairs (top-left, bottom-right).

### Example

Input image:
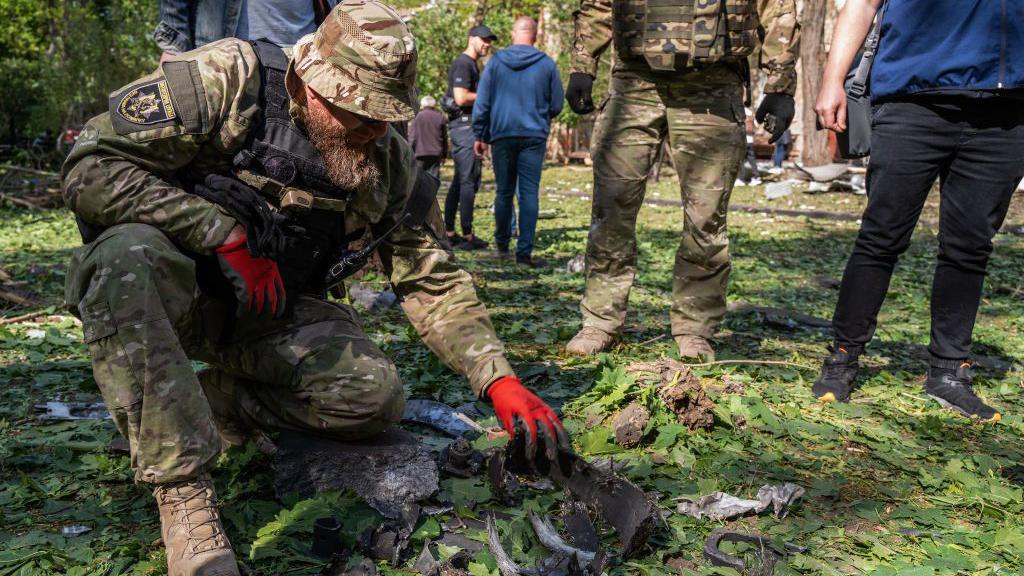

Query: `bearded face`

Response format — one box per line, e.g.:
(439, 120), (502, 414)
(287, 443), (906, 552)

(299, 97), (382, 194)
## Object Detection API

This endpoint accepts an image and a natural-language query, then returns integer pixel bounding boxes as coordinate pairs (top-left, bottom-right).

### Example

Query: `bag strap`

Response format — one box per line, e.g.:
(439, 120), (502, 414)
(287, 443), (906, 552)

(848, 1), (888, 98)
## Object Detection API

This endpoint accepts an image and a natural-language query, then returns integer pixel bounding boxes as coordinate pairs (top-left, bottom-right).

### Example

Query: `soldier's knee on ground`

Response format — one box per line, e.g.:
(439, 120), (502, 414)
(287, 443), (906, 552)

(302, 344), (406, 439)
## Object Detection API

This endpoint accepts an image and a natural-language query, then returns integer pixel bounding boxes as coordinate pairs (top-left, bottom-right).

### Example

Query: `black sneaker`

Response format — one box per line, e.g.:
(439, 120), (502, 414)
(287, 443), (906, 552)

(446, 234), (463, 249)
(457, 235), (489, 250)
(812, 345), (860, 403)
(925, 363), (1001, 422)
(515, 255), (546, 268)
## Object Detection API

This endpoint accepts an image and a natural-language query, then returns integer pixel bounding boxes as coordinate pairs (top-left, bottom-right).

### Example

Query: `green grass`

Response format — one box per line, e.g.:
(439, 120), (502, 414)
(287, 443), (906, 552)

(2, 165), (1023, 575)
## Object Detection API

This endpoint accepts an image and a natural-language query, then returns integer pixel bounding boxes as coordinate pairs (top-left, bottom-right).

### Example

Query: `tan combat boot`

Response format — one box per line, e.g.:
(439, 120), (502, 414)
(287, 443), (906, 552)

(154, 476), (240, 576)
(565, 327), (615, 356)
(675, 334), (715, 361)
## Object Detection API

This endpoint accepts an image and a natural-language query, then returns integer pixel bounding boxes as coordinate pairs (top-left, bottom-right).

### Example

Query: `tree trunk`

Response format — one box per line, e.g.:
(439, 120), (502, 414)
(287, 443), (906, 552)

(799, 0), (831, 166)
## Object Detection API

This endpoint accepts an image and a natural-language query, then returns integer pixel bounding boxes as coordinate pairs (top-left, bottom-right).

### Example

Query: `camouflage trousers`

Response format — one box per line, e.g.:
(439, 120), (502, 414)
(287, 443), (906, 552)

(581, 64), (746, 338)
(65, 223), (404, 484)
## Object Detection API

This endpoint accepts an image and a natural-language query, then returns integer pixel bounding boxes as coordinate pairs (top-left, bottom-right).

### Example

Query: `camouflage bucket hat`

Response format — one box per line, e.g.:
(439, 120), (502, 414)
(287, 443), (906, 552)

(291, 0), (417, 122)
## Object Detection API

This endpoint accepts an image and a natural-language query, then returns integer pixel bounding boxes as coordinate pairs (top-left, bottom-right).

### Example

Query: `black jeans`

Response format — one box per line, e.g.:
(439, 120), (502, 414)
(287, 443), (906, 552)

(444, 119), (481, 235)
(832, 98), (1024, 363)
(417, 156), (441, 180)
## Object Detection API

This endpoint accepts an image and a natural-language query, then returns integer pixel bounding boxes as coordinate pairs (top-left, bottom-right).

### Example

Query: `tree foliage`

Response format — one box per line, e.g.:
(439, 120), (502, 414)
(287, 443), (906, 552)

(0, 0), (157, 146)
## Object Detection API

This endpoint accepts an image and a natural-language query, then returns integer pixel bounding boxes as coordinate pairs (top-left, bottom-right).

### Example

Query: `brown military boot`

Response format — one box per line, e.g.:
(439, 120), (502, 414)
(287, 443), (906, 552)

(675, 334), (715, 361)
(565, 327), (615, 356)
(154, 476), (240, 576)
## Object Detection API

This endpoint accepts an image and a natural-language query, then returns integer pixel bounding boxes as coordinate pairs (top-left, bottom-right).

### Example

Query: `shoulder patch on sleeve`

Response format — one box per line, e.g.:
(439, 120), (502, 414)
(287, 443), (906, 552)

(109, 78), (180, 134)
(161, 60), (210, 134)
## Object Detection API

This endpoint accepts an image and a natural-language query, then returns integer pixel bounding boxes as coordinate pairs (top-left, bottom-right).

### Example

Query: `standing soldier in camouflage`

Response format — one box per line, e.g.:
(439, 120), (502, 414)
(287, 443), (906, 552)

(62, 3), (566, 575)
(564, 0), (800, 360)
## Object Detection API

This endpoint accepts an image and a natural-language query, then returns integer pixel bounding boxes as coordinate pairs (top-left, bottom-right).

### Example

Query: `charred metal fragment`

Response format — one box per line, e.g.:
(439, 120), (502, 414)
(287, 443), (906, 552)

(440, 437), (485, 478)
(487, 449), (522, 506)
(560, 499), (599, 553)
(528, 512), (596, 563)
(703, 529), (806, 572)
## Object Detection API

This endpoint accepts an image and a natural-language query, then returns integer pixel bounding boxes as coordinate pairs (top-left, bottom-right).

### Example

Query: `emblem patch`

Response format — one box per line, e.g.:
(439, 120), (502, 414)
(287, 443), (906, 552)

(117, 80), (177, 125)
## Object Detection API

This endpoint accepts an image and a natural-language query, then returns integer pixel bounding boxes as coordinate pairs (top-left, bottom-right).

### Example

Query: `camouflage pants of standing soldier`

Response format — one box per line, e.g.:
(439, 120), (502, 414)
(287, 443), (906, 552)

(65, 223), (405, 484)
(581, 64), (746, 339)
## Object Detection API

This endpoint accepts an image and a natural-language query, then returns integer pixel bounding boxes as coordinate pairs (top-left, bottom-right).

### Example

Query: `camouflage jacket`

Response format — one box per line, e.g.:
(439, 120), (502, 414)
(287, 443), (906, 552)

(570, 0), (800, 95)
(62, 38), (513, 397)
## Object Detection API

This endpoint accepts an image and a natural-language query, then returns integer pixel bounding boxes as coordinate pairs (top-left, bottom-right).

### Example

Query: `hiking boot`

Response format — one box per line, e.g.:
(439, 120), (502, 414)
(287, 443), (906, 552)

(675, 334), (715, 361)
(812, 345), (860, 403)
(456, 235), (488, 250)
(565, 327), (615, 356)
(515, 255), (546, 269)
(925, 363), (1001, 422)
(154, 476), (239, 576)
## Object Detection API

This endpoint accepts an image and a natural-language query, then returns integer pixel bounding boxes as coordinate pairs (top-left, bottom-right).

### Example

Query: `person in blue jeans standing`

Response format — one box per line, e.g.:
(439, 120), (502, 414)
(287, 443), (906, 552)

(473, 16), (563, 268)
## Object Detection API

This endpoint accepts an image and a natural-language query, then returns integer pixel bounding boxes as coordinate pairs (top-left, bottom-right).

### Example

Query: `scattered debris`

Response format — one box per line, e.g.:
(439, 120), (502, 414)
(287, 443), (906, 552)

(487, 449), (522, 506)
(348, 283), (398, 312)
(729, 303), (832, 330)
(60, 525), (91, 537)
(486, 514), (605, 576)
(612, 402), (650, 447)
(274, 428), (439, 525)
(764, 180), (795, 200)
(703, 529), (806, 573)
(722, 374), (747, 395)
(658, 373), (715, 432)
(676, 482), (805, 521)
(403, 399), (484, 438)
(439, 437), (484, 478)
(413, 543), (471, 576)
(34, 401), (110, 421)
(898, 528), (944, 539)
(566, 254), (586, 274)
(358, 522), (410, 566)
(560, 498), (600, 553)
(793, 163), (850, 182)
(312, 516), (343, 559)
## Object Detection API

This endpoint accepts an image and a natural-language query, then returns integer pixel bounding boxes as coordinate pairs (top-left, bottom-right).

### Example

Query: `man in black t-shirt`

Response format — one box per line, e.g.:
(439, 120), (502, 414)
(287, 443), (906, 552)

(443, 24), (495, 250)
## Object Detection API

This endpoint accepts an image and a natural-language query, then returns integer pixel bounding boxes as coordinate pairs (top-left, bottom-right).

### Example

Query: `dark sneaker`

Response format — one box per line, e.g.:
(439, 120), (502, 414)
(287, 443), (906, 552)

(457, 235), (489, 250)
(515, 255), (546, 268)
(446, 234), (463, 249)
(925, 364), (1001, 422)
(496, 244), (511, 259)
(812, 345), (860, 402)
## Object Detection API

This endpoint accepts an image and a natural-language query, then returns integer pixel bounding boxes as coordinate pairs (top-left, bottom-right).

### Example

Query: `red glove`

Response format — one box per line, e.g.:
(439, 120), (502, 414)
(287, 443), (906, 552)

(487, 376), (568, 452)
(216, 234), (286, 317)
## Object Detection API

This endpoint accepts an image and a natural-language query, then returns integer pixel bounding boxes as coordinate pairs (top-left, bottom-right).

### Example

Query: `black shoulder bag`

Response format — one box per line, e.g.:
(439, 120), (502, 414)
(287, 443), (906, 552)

(836, 1), (887, 159)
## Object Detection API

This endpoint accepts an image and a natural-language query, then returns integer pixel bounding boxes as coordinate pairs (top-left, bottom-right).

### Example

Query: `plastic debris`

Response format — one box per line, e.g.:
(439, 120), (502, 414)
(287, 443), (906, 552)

(764, 180), (795, 200)
(60, 525), (91, 537)
(402, 399), (484, 438)
(35, 401), (110, 421)
(676, 483), (805, 521)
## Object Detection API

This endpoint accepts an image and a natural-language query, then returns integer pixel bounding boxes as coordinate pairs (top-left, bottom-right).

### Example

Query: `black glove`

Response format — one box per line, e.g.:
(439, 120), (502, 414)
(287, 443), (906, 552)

(755, 93), (795, 144)
(192, 174), (303, 260)
(566, 72), (596, 115)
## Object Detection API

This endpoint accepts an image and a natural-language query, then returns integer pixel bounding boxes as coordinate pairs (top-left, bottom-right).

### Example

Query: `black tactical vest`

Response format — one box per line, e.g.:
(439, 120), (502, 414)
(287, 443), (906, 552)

(229, 39), (361, 293)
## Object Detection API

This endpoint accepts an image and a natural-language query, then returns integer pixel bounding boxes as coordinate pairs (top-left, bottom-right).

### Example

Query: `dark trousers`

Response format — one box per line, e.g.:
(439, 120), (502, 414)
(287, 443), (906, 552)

(832, 98), (1024, 363)
(492, 137), (546, 257)
(444, 119), (481, 235)
(417, 156), (441, 180)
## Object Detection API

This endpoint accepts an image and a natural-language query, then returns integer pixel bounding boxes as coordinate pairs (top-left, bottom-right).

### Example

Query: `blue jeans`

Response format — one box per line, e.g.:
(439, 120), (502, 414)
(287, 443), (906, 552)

(491, 137), (546, 257)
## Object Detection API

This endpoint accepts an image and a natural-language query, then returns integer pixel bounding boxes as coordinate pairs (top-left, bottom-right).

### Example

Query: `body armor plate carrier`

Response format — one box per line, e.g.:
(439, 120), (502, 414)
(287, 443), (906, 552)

(613, 0), (760, 72)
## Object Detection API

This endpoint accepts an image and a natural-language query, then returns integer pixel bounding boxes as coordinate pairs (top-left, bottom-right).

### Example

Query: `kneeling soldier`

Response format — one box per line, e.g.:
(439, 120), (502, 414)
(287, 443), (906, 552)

(62, 3), (566, 574)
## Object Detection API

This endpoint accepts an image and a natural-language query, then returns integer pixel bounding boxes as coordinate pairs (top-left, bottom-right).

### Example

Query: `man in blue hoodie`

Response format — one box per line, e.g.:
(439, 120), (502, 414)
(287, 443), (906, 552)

(814, 0), (1024, 421)
(473, 16), (563, 267)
